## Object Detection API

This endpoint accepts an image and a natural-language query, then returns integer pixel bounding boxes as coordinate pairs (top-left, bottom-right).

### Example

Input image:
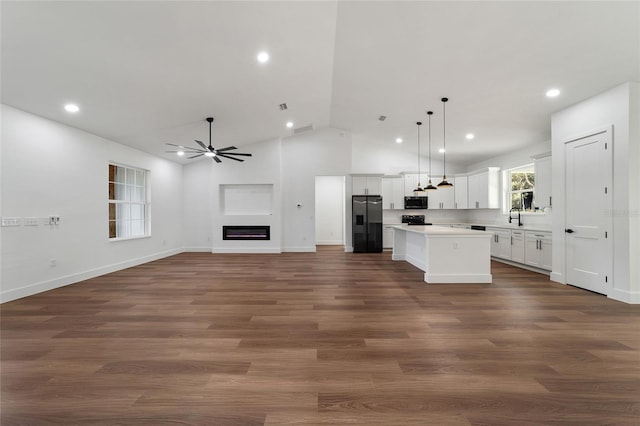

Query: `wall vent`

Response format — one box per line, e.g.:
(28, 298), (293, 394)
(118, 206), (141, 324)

(293, 124), (314, 134)
(279, 103), (288, 111)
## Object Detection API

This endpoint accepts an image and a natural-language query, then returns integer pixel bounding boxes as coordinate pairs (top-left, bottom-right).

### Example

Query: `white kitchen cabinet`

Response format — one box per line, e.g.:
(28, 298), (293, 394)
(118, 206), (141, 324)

(381, 176), (405, 210)
(525, 231), (552, 270)
(487, 227), (511, 259)
(403, 173), (429, 196)
(352, 175), (382, 195)
(383, 225), (395, 249)
(534, 155), (552, 210)
(428, 185), (455, 209)
(454, 175), (468, 209)
(510, 229), (525, 263)
(467, 167), (500, 209)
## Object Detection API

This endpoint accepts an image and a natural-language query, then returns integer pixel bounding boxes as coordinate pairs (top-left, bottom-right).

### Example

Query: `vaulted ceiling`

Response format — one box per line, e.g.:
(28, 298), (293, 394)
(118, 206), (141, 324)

(2, 1), (638, 166)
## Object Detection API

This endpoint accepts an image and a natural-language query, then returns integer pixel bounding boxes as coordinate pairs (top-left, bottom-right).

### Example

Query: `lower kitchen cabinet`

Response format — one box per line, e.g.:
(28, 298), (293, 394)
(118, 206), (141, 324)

(487, 227), (511, 259)
(524, 231), (552, 270)
(383, 225), (395, 249)
(510, 229), (525, 263)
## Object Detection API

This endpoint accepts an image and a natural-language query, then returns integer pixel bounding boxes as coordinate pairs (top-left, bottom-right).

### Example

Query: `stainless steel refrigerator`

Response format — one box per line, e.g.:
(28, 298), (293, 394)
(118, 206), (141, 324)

(352, 195), (383, 253)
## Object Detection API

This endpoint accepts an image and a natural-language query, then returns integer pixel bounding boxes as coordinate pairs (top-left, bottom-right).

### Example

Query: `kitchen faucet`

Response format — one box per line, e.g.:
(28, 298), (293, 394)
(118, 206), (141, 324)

(509, 207), (523, 227)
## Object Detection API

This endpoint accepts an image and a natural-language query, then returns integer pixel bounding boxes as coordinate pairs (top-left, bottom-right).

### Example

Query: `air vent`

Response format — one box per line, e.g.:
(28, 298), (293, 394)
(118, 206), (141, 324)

(293, 124), (314, 134)
(279, 103), (288, 111)
(378, 115), (387, 121)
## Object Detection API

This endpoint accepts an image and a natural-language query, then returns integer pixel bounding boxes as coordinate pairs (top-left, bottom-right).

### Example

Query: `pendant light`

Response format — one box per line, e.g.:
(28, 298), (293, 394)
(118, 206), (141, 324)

(413, 121), (424, 193)
(425, 111), (437, 191)
(438, 97), (453, 187)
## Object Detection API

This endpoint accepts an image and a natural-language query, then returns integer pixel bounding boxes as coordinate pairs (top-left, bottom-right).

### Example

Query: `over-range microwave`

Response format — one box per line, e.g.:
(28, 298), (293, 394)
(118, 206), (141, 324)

(404, 196), (428, 209)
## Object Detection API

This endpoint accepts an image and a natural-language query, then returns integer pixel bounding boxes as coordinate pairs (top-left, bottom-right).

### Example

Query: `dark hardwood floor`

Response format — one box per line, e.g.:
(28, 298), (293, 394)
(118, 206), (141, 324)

(2, 247), (639, 425)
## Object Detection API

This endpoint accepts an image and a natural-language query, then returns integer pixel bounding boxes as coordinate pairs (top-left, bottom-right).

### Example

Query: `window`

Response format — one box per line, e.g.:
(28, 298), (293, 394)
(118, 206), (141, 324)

(508, 164), (535, 212)
(108, 164), (149, 239)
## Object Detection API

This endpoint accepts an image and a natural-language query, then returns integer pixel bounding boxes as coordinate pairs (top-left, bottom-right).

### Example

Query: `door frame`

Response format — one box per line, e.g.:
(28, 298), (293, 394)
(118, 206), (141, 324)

(563, 125), (613, 295)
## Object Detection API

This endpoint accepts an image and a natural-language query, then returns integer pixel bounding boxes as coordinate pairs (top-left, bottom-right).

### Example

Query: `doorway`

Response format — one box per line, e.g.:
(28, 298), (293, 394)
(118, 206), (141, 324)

(315, 176), (345, 246)
(564, 129), (612, 295)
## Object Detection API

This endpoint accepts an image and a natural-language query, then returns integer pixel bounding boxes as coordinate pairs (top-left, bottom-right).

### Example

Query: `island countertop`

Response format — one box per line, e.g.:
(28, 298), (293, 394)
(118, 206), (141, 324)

(389, 224), (488, 236)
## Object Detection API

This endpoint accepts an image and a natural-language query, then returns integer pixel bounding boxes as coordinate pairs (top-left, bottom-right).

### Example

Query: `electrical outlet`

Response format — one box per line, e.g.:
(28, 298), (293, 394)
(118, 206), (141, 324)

(24, 217), (39, 226)
(1, 217), (21, 227)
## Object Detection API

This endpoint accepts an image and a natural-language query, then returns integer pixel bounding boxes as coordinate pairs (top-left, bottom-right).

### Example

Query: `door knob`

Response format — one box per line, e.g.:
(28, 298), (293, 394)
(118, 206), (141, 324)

(565, 228), (574, 233)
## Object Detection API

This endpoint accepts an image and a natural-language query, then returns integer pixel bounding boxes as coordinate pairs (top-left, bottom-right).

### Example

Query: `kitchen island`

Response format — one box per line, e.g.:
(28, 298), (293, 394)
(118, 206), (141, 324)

(391, 225), (492, 283)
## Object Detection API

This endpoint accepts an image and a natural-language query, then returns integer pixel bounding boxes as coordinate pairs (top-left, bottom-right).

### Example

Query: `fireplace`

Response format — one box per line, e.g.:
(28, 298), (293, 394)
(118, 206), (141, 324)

(222, 226), (270, 241)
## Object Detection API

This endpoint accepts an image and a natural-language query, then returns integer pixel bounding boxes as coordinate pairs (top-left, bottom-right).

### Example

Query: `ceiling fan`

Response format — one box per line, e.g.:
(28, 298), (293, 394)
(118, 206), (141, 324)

(166, 117), (252, 163)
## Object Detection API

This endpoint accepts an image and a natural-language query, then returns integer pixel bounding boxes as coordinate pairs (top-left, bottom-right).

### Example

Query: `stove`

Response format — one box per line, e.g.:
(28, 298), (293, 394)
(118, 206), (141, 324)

(401, 215), (431, 225)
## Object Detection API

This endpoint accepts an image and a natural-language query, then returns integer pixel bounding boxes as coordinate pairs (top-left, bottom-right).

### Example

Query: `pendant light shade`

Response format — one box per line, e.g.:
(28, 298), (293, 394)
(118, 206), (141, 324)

(413, 121), (424, 193)
(425, 111), (437, 191)
(438, 97), (454, 187)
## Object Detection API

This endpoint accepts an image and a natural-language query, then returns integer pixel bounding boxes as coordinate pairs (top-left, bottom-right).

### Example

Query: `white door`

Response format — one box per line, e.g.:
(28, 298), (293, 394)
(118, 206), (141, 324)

(565, 130), (612, 294)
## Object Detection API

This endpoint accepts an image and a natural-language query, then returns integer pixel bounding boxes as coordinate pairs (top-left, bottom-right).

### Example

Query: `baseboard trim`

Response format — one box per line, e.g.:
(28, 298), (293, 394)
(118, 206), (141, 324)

(609, 288), (640, 304)
(0, 248), (182, 304)
(424, 272), (493, 284)
(550, 271), (565, 284)
(315, 241), (344, 245)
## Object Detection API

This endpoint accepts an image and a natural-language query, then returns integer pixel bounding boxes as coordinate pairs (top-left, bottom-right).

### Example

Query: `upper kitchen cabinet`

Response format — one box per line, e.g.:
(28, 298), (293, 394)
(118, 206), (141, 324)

(352, 174), (383, 195)
(427, 185), (455, 209)
(454, 175), (468, 209)
(533, 154), (552, 210)
(467, 167), (500, 209)
(381, 176), (405, 210)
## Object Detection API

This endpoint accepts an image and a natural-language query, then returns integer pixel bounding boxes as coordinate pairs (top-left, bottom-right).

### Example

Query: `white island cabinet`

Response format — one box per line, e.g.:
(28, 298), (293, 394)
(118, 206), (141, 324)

(391, 225), (492, 283)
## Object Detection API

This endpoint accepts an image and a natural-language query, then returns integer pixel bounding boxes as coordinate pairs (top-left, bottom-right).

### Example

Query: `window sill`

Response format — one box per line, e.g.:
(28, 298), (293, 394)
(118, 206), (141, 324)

(109, 235), (151, 242)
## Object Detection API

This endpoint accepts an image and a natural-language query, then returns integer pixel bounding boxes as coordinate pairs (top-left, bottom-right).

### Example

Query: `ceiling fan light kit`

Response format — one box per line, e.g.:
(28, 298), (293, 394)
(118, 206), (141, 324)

(437, 97), (453, 188)
(165, 117), (252, 164)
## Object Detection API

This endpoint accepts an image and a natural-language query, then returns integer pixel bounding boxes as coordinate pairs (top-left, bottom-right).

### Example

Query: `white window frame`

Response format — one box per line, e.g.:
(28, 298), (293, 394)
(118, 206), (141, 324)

(503, 164), (542, 215)
(108, 163), (150, 240)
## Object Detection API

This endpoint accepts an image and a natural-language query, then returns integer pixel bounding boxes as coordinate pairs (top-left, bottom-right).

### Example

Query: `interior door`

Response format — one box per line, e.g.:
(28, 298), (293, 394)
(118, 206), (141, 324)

(565, 130), (611, 295)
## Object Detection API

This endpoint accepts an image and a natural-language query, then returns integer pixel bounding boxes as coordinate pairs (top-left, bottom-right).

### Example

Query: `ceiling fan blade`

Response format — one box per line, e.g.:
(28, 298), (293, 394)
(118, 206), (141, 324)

(166, 143), (185, 147)
(213, 156), (222, 163)
(217, 153), (244, 162)
(215, 146), (238, 152)
(188, 153), (205, 159)
(194, 140), (208, 150)
(222, 152), (252, 157)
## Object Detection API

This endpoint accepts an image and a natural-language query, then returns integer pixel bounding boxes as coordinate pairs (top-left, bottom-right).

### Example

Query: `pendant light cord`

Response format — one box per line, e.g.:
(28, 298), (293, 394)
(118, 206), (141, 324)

(417, 122), (422, 186)
(442, 99), (446, 178)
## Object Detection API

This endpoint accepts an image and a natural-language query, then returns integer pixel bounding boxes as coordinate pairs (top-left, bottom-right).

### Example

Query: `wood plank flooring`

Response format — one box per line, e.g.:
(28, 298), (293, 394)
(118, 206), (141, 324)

(2, 247), (639, 425)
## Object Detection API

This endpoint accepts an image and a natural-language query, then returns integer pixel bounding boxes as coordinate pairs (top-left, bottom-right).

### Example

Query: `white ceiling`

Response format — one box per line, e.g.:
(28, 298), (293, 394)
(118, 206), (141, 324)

(2, 1), (638, 166)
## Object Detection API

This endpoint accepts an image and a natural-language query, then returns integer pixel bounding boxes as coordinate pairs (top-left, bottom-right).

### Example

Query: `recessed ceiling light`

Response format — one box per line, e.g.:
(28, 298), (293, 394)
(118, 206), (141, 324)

(257, 51), (269, 63)
(204, 152), (215, 157)
(546, 88), (560, 98)
(395, 138), (403, 144)
(439, 148), (446, 153)
(465, 133), (475, 140)
(64, 103), (79, 113)
(286, 121), (294, 128)
(177, 151), (185, 156)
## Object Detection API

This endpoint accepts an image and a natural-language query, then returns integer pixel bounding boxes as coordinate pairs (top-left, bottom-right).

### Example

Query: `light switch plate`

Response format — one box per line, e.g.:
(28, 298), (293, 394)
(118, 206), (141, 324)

(24, 217), (39, 226)
(1, 217), (21, 227)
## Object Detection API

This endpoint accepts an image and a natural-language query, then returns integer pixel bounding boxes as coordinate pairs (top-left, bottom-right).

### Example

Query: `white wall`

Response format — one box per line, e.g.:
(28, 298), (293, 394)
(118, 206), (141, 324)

(351, 134), (464, 177)
(282, 128), (352, 251)
(465, 140), (553, 228)
(551, 82), (639, 303)
(0, 105), (184, 302)
(315, 176), (345, 245)
(183, 159), (213, 251)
